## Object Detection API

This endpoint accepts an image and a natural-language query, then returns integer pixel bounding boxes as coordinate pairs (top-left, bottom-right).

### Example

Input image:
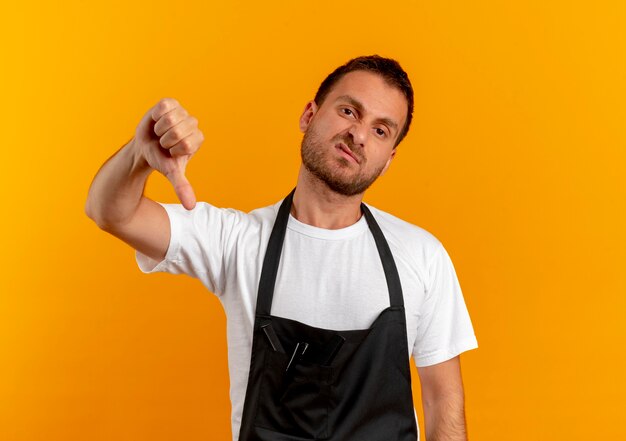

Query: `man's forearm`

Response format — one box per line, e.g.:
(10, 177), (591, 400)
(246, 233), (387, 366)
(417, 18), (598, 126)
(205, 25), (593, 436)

(423, 393), (468, 441)
(84, 138), (153, 229)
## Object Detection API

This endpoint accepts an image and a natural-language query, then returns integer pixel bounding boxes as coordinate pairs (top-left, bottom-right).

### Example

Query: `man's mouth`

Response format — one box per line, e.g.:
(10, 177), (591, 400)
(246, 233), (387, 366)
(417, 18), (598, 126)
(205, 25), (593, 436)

(336, 142), (360, 164)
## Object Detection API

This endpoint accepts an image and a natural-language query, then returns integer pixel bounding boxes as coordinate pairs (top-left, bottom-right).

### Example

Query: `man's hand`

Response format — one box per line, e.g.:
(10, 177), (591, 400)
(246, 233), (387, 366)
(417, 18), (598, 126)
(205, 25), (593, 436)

(133, 97), (204, 210)
(417, 355), (468, 440)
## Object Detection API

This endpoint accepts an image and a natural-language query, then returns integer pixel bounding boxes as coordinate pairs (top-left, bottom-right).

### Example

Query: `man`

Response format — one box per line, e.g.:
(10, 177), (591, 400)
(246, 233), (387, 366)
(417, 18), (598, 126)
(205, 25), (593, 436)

(85, 55), (478, 441)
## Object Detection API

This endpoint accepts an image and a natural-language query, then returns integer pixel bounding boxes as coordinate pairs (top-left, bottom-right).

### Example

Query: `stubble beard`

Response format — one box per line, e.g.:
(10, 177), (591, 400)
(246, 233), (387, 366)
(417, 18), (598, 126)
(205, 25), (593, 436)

(300, 125), (386, 197)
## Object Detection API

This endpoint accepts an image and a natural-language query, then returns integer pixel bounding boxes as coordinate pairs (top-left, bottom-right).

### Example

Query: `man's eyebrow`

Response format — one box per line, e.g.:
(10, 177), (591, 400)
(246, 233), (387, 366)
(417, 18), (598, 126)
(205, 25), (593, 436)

(335, 95), (399, 133)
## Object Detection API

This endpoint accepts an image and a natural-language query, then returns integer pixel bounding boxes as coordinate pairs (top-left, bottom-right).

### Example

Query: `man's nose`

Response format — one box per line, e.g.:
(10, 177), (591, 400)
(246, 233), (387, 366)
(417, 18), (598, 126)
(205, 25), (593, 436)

(347, 122), (367, 148)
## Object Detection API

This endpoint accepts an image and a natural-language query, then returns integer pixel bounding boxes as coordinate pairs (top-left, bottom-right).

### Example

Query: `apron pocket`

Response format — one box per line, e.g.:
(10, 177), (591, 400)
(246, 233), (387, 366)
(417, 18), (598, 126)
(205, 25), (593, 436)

(255, 349), (333, 440)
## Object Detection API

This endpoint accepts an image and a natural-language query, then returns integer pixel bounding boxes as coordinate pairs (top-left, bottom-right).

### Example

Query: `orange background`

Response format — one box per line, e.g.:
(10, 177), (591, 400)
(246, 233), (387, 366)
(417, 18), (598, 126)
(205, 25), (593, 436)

(1, 1), (625, 440)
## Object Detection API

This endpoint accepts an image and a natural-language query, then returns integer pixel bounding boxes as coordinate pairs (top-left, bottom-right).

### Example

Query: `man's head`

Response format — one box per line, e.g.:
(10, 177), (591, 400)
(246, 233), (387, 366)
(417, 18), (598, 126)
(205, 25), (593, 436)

(314, 55), (414, 148)
(299, 55), (413, 197)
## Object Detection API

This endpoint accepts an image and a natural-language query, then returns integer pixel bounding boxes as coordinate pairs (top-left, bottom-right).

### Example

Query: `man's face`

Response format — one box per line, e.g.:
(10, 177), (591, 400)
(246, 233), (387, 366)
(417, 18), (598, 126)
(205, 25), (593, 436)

(300, 70), (408, 196)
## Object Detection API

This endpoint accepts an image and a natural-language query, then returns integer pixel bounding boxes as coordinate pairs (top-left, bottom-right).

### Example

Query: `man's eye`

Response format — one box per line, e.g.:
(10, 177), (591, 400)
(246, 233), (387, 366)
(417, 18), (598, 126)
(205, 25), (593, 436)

(342, 108), (354, 116)
(376, 128), (387, 137)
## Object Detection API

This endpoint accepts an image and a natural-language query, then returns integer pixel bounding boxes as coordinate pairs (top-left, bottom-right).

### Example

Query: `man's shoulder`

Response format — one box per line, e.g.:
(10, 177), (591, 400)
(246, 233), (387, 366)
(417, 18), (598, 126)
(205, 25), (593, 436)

(247, 197), (283, 221)
(362, 202), (443, 253)
(190, 196), (282, 223)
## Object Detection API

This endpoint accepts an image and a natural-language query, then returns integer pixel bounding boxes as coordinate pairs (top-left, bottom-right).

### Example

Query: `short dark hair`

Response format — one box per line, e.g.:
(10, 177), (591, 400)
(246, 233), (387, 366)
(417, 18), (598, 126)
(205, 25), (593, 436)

(313, 55), (414, 147)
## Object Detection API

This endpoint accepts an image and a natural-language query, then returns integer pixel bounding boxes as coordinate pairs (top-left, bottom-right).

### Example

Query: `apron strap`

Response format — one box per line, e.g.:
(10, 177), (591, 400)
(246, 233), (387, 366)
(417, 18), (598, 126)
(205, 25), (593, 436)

(256, 188), (296, 317)
(255, 187), (404, 317)
(360, 203), (405, 308)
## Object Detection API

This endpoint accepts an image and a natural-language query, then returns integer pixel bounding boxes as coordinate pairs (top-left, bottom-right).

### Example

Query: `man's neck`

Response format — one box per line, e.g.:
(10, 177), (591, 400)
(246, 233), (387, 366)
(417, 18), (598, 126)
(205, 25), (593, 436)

(291, 166), (364, 230)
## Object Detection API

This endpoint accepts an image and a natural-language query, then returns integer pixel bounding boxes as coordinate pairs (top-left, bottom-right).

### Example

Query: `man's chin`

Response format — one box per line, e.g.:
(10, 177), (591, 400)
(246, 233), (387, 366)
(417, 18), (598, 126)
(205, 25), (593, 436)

(321, 176), (372, 197)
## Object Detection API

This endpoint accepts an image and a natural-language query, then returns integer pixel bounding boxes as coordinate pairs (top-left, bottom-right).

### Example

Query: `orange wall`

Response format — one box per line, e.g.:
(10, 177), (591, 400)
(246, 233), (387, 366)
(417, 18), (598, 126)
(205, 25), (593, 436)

(1, 1), (625, 440)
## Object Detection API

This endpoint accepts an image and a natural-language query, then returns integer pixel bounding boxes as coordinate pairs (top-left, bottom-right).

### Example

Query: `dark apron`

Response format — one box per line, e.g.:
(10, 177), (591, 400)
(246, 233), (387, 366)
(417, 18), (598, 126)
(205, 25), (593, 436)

(238, 188), (418, 441)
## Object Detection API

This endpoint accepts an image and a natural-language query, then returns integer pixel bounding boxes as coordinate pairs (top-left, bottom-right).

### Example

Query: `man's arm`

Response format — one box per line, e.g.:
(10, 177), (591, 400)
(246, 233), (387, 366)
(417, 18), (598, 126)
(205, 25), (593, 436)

(417, 355), (468, 441)
(85, 97), (203, 261)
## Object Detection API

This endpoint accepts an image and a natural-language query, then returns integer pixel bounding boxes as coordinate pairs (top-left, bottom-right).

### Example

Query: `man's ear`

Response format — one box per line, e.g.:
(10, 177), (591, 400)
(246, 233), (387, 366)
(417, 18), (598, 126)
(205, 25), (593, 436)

(299, 100), (318, 133)
(379, 148), (397, 177)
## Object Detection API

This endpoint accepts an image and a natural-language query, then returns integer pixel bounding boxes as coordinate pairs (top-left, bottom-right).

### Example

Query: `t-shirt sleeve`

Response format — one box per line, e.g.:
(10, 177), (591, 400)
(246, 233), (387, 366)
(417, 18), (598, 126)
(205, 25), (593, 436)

(412, 241), (478, 367)
(134, 201), (246, 297)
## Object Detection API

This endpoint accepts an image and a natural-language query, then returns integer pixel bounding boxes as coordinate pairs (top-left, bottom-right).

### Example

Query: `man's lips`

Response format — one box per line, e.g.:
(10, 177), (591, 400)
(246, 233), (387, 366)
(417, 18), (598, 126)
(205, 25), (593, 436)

(336, 143), (360, 164)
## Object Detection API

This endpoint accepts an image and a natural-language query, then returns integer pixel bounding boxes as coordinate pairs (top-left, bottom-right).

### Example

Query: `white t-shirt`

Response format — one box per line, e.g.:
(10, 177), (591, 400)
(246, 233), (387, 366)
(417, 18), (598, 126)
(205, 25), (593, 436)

(135, 196), (478, 441)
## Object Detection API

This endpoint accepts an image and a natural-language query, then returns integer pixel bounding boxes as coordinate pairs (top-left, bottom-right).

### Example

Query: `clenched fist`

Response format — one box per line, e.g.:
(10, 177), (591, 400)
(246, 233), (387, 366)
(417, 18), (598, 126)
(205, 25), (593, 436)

(133, 97), (204, 210)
